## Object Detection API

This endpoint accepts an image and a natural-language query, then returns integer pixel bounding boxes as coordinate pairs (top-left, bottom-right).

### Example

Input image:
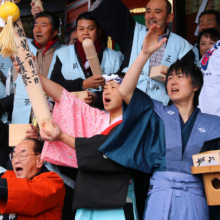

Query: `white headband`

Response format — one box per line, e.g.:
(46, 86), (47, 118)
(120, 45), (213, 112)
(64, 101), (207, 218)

(102, 74), (123, 84)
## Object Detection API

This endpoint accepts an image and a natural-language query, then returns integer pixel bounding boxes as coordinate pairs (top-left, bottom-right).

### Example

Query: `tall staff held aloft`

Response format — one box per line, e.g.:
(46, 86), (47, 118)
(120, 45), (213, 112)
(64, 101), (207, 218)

(0, 0), (53, 132)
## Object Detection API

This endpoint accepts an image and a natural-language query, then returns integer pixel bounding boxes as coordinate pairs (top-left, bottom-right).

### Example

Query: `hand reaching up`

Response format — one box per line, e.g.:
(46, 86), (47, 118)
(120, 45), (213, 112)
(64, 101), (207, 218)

(118, 24), (167, 105)
(141, 24), (167, 56)
(31, 1), (43, 19)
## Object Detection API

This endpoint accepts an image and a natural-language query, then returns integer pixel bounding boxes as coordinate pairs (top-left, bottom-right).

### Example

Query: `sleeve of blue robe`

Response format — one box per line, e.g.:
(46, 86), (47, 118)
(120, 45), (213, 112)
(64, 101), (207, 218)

(99, 88), (166, 173)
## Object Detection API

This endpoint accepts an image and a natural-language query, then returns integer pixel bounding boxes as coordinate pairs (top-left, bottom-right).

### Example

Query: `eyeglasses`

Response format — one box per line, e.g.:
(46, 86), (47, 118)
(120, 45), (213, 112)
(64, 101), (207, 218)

(9, 152), (40, 161)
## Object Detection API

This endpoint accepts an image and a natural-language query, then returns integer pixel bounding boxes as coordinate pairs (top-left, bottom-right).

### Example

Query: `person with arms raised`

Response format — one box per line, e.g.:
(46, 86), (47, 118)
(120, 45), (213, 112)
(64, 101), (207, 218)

(13, 58), (139, 219)
(98, 24), (220, 220)
(89, 0), (196, 105)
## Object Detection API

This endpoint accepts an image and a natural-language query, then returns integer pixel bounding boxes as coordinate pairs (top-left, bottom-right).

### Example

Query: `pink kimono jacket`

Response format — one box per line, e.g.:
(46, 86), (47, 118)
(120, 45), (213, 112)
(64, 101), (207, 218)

(41, 89), (122, 168)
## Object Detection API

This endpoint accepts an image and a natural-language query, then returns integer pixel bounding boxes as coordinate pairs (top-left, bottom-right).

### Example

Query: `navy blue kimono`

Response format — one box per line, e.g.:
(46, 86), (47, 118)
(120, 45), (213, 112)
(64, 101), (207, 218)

(99, 89), (220, 220)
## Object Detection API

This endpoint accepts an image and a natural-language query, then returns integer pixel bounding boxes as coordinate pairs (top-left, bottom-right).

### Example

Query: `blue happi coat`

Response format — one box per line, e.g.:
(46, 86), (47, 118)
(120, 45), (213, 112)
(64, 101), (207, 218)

(90, 0), (197, 105)
(0, 55), (13, 123)
(122, 23), (194, 105)
(47, 45), (124, 93)
(99, 89), (220, 220)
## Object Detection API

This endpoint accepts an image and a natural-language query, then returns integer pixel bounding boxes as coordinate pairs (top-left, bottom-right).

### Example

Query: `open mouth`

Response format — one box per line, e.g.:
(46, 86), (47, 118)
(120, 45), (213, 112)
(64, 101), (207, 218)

(104, 98), (111, 103)
(15, 167), (23, 175)
(171, 88), (179, 93)
(148, 21), (157, 24)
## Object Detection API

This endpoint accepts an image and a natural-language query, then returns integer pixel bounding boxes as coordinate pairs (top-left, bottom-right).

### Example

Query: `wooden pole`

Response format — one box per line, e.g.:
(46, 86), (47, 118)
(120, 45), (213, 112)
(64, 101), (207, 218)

(32, 0), (43, 11)
(12, 17), (53, 132)
(82, 38), (103, 76)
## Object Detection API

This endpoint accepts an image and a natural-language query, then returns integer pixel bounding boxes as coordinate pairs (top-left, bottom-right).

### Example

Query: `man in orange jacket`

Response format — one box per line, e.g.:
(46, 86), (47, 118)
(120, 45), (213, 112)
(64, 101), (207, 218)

(0, 138), (65, 220)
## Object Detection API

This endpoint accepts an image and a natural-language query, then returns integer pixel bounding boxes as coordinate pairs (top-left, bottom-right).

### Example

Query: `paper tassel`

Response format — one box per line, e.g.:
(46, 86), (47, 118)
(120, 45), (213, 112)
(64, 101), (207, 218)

(0, 15), (18, 57)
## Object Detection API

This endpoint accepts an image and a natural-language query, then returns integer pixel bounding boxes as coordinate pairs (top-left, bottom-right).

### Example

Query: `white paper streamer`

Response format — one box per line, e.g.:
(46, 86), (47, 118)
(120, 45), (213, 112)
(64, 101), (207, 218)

(6, 67), (13, 96)
(84, 60), (90, 69)
(194, 25), (200, 37)
(0, 0), (5, 27)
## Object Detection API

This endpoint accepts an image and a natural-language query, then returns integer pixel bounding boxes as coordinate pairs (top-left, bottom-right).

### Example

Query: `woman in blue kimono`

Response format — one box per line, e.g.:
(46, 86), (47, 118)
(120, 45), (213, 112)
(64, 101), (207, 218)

(99, 24), (220, 220)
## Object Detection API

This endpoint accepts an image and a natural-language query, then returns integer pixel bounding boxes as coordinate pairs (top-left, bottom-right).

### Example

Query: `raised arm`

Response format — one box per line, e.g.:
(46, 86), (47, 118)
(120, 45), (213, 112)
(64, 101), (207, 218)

(119, 24), (167, 105)
(38, 73), (63, 103)
(13, 58), (63, 103)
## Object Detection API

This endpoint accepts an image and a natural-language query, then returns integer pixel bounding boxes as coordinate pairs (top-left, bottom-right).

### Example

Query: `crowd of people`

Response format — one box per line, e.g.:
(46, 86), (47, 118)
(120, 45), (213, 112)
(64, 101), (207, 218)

(0, 0), (220, 219)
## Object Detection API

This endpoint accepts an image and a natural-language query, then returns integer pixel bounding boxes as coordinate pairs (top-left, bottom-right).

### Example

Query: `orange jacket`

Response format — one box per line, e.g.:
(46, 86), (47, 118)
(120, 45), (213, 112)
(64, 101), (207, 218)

(0, 170), (65, 220)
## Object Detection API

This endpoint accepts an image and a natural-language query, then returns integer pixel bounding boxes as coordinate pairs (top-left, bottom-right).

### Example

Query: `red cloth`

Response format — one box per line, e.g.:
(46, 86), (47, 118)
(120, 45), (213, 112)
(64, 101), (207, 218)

(76, 37), (102, 72)
(0, 170), (65, 220)
(34, 39), (58, 56)
(101, 120), (123, 135)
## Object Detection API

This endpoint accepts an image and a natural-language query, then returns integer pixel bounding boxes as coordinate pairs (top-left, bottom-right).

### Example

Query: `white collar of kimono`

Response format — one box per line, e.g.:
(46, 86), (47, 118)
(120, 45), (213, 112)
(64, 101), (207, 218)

(102, 74), (123, 84)
(102, 114), (123, 133)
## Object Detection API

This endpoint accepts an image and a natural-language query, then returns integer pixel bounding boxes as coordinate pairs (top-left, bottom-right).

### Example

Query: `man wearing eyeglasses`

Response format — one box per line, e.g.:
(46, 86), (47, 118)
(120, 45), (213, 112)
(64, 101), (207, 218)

(0, 138), (65, 220)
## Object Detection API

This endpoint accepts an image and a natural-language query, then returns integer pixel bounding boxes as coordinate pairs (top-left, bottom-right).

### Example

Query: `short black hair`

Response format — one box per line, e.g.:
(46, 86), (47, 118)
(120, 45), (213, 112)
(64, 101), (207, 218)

(164, 60), (203, 107)
(165, 0), (172, 15)
(76, 12), (100, 30)
(198, 28), (220, 44)
(23, 138), (43, 154)
(35, 11), (60, 38)
(197, 28), (220, 57)
(199, 10), (220, 26)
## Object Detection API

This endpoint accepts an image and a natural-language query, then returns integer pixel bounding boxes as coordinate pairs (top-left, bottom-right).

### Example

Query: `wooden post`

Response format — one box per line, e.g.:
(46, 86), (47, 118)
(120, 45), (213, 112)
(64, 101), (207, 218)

(12, 17), (53, 132)
(82, 38), (103, 76)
